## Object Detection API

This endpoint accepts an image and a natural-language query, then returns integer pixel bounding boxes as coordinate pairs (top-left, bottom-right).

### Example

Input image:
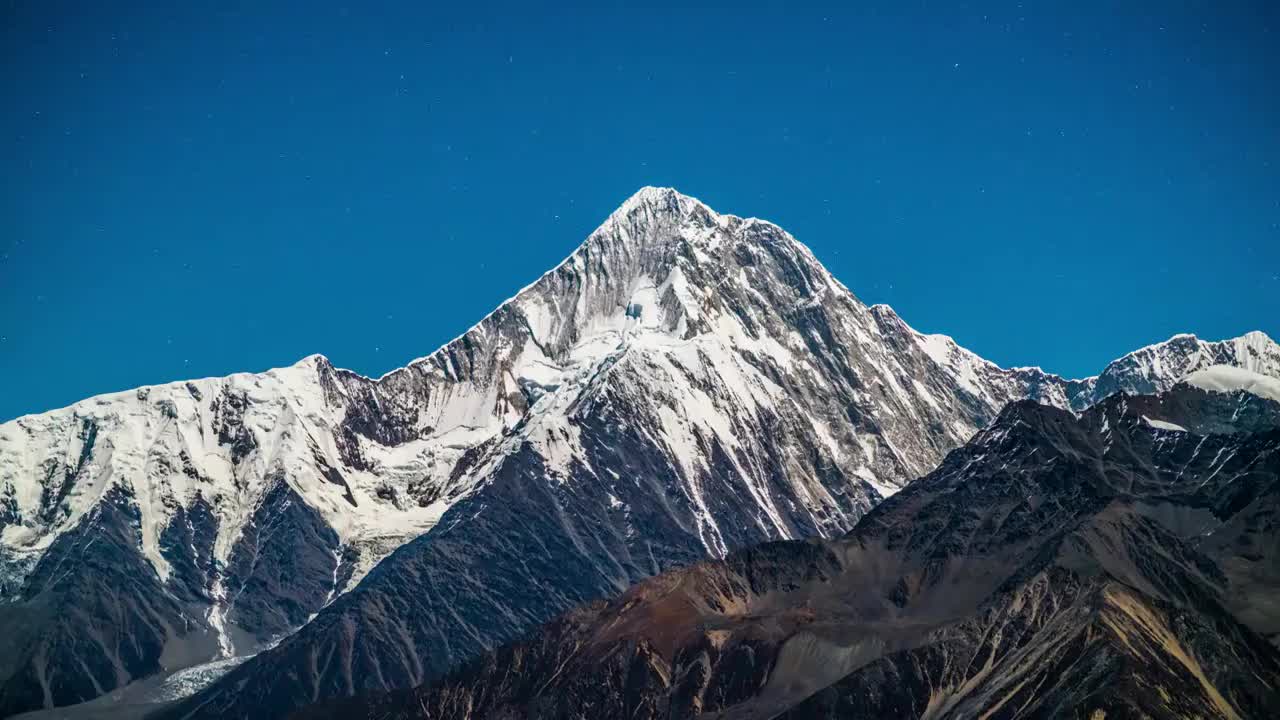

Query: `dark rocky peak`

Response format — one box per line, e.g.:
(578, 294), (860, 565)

(867, 302), (906, 327)
(972, 389), (1280, 506)
(1082, 382), (1280, 439)
(968, 399), (1092, 459)
(872, 387), (1280, 542)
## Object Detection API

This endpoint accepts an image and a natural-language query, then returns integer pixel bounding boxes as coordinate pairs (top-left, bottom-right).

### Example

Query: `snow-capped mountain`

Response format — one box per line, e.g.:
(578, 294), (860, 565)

(307, 382), (1280, 720)
(1, 188), (1277, 717)
(1067, 330), (1280, 408)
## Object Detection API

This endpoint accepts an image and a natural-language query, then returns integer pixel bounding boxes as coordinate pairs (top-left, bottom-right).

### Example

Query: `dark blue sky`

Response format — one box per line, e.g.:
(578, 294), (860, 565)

(3, 1), (1278, 421)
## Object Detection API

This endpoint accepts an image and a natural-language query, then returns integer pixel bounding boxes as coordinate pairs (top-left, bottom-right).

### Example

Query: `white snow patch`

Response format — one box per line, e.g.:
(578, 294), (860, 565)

(1182, 365), (1280, 403)
(854, 466), (899, 498)
(1142, 416), (1188, 433)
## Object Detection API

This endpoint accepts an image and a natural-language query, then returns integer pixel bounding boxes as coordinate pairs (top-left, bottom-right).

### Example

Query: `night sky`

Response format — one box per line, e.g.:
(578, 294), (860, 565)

(3, 1), (1278, 421)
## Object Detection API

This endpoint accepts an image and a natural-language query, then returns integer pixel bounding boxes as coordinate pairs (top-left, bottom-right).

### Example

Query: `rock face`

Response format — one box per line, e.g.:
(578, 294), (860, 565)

(2, 188), (1278, 717)
(308, 383), (1280, 720)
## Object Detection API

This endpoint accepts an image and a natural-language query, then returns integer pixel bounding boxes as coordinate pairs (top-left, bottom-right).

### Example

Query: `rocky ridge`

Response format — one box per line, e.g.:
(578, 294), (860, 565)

(306, 382), (1280, 719)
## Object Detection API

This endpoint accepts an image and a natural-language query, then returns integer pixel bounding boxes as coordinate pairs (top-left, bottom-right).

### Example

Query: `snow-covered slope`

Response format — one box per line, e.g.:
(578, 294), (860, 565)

(316, 384), (1280, 720)
(1070, 331), (1280, 408)
(1183, 364), (1280, 403)
(0, 356), (452, 598)
(2, 187), (1277, 717)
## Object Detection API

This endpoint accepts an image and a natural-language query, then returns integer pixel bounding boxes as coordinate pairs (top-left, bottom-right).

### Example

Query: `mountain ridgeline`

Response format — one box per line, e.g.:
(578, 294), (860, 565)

(1, 188), (1277, 719)
(305, 383), (1280, 720)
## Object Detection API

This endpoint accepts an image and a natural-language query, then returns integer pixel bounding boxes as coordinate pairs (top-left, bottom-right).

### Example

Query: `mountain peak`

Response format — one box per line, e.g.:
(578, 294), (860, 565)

(1238, 329), (1277, 350)
(597, 186), (718, 240)
(1105, 330), (1278, 367)
(594, 187), (815, 266)
(293, 353), (332, 370)
(620, 184), (688, 205)
(1065, 329), (1280, 409)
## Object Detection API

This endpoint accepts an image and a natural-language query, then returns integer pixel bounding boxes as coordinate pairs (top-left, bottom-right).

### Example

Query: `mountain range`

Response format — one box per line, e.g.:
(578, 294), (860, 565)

(1, 188), (1277, 719)
(311, 380), (1280, 719)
